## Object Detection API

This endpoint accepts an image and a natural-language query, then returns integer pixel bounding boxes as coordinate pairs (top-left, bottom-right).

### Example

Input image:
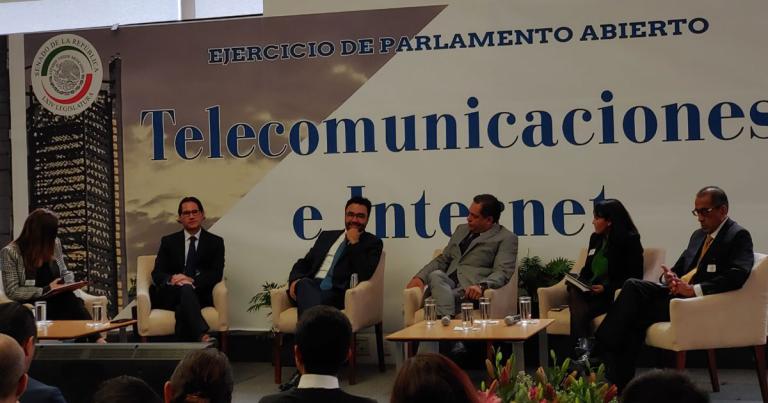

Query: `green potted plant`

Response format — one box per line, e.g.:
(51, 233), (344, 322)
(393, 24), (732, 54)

(518, 254), (573, 303)
(248, 281), (285, 318)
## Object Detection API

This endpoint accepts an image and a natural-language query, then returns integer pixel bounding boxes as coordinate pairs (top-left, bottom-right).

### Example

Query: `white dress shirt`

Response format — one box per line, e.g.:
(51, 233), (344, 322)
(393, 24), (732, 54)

(297, 374), (339, 389)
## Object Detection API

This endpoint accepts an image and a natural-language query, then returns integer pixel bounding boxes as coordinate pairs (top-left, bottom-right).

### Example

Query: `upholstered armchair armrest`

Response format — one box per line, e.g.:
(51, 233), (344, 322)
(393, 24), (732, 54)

(345, 280), (381, 331)
(485, 279), (518, 317)
(403, 287), (424, 327)
(213, 280), (228, 326)
(666, 290), (766, 348)
(537, 279), (567, 319)
(270, 286), (291, 329)
(136, 288), (151, 333)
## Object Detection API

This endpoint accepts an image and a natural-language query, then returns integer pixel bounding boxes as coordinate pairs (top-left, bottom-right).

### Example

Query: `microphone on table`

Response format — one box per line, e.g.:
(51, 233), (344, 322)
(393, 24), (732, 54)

(441, 316), (451, 326)
(504, 315), (522, 326)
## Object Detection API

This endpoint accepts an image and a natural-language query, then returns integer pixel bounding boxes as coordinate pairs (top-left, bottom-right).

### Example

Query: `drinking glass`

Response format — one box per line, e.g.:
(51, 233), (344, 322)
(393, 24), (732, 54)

(424, 297), (437, 326)
(479, 297), (491, 324)
(461, 302), (474, 330)
(519, 296), (532, 324)
(34, 301), (48, 326)
(349, 273), (359, 289)
(88, 303), (105, 327)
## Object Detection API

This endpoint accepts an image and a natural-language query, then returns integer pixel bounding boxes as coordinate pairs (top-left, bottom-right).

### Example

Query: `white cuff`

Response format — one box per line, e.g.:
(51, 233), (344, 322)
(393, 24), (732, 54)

(693, 284), (703, 297)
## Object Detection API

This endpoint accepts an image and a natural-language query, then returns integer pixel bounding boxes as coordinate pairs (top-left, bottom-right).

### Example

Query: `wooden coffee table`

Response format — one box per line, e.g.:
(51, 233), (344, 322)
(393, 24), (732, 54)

(387, 319), (553, 372)
(37, 320), (137, 341)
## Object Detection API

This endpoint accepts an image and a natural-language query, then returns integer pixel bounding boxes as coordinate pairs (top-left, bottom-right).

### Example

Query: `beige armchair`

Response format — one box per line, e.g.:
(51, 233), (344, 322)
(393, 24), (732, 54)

(538, 247), (666, 335)
(403, 250), (519, 327)
(271, 252), (386, 385)
(135, 255), (229, 350)
(645, 253), (768, 400)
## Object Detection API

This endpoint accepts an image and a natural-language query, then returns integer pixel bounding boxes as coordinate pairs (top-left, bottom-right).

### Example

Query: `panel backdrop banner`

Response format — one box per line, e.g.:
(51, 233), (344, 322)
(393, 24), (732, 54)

(18, 0), (768, 331)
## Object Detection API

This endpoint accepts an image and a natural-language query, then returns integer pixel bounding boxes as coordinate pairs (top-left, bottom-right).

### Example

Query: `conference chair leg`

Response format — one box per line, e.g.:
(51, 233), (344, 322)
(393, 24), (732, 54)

(675, 351), (686, 370)
(706, 349), (720, 392)
(753, 345), (768, 403)
(406, 341), (418, 358)
(219, 331), (229, 355)
(273, 333), (283, 384)
(375, 322), (385, 372)
(349, 333), (357, 385)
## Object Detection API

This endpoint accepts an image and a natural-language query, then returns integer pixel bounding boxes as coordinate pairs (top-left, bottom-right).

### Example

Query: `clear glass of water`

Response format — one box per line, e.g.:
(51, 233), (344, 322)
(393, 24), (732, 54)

(88, 303), (105, 327)
(349, 273), (359, 288)
(519, 296), (532, 324)
(479, 297), (491, 324)
(461, 302), (474, 330)
(424, 297), (437, 326)
(34, 301), (48, 326)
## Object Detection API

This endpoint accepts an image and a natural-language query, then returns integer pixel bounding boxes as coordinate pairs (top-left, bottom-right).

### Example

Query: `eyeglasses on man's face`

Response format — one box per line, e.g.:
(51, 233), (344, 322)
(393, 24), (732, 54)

(691, 206), (721, 217)
(345, 212), (367, 220)
(181, 209), (201, 217)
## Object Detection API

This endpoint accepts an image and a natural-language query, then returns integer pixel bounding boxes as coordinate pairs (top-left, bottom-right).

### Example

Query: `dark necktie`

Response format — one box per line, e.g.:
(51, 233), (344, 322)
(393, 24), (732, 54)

(185, 236), (197, 277)
(459, 232), (479, 255)
(320, 239), (347, 291)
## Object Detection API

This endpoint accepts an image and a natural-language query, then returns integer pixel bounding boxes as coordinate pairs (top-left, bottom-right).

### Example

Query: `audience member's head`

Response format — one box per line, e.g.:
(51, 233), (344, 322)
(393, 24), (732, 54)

(621, 369), (709, 403)
(164, 349), (233, 403)
(294, 305), (352, 376)
(390, 353), (481, 403)
(0, 334), (28, 403)
(0, 302), (37, 371)
(94, 375), (161, 403)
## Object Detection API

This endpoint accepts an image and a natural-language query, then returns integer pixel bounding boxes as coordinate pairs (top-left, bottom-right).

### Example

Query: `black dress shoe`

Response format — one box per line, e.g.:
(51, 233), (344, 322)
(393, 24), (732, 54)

(279, 371), (300, 391)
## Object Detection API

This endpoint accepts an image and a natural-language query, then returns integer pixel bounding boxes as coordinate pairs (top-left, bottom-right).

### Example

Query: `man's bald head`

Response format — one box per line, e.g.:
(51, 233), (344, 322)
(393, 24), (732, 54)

(0, 334), (27, 401)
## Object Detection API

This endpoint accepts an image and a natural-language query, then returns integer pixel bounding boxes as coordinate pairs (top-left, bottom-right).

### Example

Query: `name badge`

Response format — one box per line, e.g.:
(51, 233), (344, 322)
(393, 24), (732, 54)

(24, 279), (36, 286)
(707, 264), (717, 273)
(588, 249), (596, 256)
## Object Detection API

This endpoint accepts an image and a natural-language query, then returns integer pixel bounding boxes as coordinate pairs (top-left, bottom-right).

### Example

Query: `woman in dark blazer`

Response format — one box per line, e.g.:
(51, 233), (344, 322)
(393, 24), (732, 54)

(568, 199), (643, 353)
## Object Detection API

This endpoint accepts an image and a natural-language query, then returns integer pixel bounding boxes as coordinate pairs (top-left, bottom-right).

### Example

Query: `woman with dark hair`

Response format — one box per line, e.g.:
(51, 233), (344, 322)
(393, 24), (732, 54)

(391, 353), (481, 403)
(567, 199), (643, 357)
(0, 209), (97, 327)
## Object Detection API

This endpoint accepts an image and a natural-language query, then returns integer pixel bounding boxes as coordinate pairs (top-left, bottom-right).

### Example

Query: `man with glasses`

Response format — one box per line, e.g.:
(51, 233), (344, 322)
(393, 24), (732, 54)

(595, 186), (753, 390)
(287, 196), (383, 317)
(150, 196), (225, 342)
(280, 196), (382, 391)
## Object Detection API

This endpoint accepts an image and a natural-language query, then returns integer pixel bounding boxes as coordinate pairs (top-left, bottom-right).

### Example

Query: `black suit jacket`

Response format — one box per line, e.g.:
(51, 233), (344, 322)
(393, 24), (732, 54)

(259, 388), (376, 403)
(20, 377), (66, 403)
(288, 230), (383, 292)
(670, 218), (753, 295)
(151, 228), (225, 306)
(579, 232), (644, 296)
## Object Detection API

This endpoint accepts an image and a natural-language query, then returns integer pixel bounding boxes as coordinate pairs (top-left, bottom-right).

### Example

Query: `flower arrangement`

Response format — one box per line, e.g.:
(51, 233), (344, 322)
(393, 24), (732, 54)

(479, 347), (618, 403)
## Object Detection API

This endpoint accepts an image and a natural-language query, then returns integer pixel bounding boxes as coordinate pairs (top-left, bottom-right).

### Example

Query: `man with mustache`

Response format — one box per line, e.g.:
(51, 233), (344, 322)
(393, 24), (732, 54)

(287, 196), (383, 318)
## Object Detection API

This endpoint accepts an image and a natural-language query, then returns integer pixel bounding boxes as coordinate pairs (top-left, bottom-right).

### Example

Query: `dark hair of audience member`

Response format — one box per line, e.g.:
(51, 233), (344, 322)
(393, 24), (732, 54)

(13, 208), (59, 271)
(0, 302), (36, 346)
(0, 334), (26, 401)
(93, 375), (161, 403)
(178, 196), (205, 216)
(295, 305), (352, 375)
(473, 194), (504, 223)
(621, 369), (709, 403)
(167, 349), (233, 403)
(345, 196), (373, 216)
(390, 353), (481, 403)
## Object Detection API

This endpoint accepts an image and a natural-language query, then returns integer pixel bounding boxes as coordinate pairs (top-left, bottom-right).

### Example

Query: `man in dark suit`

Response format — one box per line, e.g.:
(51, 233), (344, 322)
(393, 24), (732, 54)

(151, 196), (225, 342)
(260, 306), (376, 403)
(287, 196), (383, 317)
(0, 302), (66, 403)
(595, 186), (754, 389)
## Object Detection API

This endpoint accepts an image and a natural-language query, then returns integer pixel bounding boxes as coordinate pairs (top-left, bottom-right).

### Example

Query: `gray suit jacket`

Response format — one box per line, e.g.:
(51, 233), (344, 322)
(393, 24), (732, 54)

(416, 223), (518, 289)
